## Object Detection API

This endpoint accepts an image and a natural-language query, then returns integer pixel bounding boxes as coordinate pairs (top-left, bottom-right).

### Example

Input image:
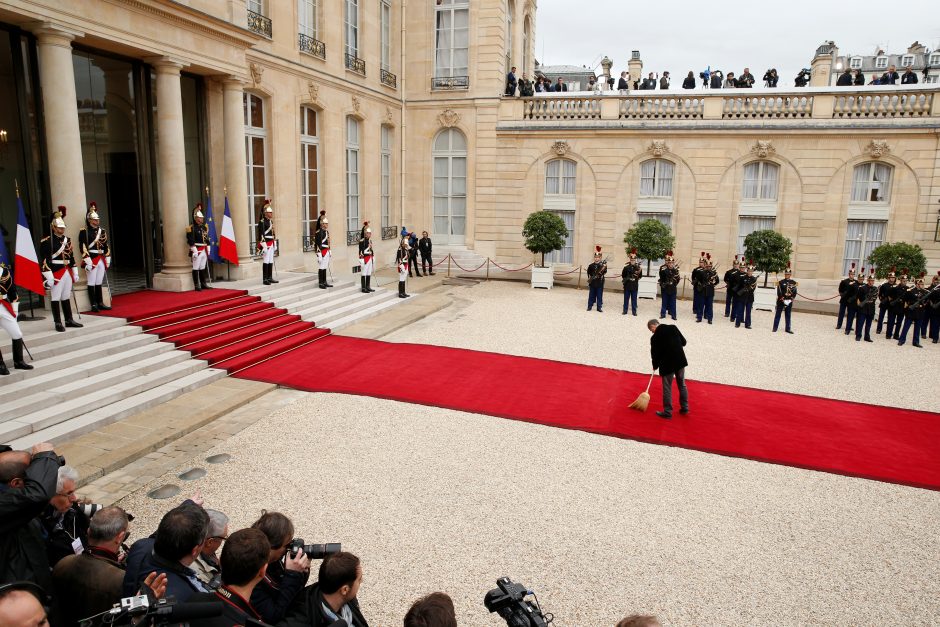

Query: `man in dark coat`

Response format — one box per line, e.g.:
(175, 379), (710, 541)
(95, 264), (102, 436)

(836, 69), (853, 86)
(647, 320), (689, 419)
(282, 552), (368, 627)
(901, 66), (919, 84)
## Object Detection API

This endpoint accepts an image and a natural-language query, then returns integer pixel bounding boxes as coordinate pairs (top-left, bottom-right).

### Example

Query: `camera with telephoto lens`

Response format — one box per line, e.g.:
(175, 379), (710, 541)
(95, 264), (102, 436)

(287, 538), (341, 560)
(484, 577), (551, 627)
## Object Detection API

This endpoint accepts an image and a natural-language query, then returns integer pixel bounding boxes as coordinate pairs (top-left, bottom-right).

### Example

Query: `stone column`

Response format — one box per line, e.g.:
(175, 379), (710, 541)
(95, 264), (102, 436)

(628, 51), (643, 88)
(222, 77), (256, 275)
(148, 57), (193, 292)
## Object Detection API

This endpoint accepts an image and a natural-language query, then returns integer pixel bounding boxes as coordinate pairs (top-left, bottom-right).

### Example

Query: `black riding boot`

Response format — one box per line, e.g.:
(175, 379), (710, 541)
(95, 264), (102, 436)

(62, 300), (83, 328)
(360, 276), (368, 293)
(263, 263), (271, 285)
(13, 339), (32, 370)
(200, 268), (211, 289)
(51, 301), (65, 332)
(269, 265), (278, 284)
(88, 287), (99, 313)
(318, 269), (327, 289)
(0, 352), (8, 375)
(96, 285), (111, 311)
(398, 281), (410, 298)
(366, 276), (375, 292)
(193, 270), (202, 291)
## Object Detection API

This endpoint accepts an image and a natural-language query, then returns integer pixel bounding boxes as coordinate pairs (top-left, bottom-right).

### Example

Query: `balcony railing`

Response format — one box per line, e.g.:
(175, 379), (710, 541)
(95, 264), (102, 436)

(380, 69), (397, 89)
(298, 33), (325, 60)
(432, 75), (470, 90)
(382, 226), (398, 240)
(345, 53), (366, 76)
(303, 235), (317, 252)
(247, 10), (272, 38)
(346, 230), (360, 246)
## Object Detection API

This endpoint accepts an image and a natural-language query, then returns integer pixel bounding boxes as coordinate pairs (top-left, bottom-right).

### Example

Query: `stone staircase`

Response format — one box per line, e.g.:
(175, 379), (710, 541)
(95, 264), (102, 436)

(432, 246), (490, 276)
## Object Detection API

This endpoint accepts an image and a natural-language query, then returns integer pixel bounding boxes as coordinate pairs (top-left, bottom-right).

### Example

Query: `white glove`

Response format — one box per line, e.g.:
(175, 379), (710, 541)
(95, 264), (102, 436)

(12, 301), (19, 317)
(190, 246), (196, 257)
(105, 256), (111, 268)
(273, 241), (278, 253)
(43, 271), (54, 288)
(84, 259), (93, 272)
(71, 267), (80, 282)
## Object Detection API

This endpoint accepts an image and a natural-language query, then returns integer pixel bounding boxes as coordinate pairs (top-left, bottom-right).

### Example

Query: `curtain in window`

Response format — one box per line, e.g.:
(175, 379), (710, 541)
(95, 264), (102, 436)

(657, 161), (674, 197)
(544, 160), (559, 194)
(851, 163), (892, 203)
(561, 160), (576, 195)
(546, 211), (574, 264)
(760, 163), (778, 200)
(742, 162), (760, 199)
(639, 160), (656, 196)
(738, 216), (776, 255)
(247, 0), (262, 13)
(299, 0), (315, 37)
(640, 160), (673, 197)
(435, 11), (452, 75)
(843, 221), (864, 274)
(871, 163), (891, 202)
(863, 221), (885, 263)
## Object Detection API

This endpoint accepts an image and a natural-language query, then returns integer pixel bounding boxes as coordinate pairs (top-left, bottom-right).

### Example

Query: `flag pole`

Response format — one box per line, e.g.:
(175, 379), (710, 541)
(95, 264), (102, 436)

(14, 178), (42, 321)
(205, 185), (213, 285)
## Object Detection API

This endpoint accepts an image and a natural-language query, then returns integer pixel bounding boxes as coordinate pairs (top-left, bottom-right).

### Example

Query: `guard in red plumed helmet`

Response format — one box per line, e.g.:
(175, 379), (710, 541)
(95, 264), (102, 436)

(724, 255), (741, 322)
(258, 199), (278, 285)
(773, 261), (798, 334)
(40, 206), (82, 332)
(658, 250), (680, 320)
(187, 203), (211, 291)
(897, 272), (927, 347)
(587, 245), (607, 312)
(854, 268), (877, 343)
(733, 259), (757, 329)
(621, 247), (642, 316)
(79, 201), (112, 312)
(876, 266), (898, 336)
(837, 262), (858, 334)
(691, 251), (708, 322)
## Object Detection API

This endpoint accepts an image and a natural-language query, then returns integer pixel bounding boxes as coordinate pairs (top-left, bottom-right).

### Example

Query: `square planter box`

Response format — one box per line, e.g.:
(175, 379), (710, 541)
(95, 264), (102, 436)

(754, 286), (777, 311)
(638, 276), (658, 299)
(531, 265), (554, 289)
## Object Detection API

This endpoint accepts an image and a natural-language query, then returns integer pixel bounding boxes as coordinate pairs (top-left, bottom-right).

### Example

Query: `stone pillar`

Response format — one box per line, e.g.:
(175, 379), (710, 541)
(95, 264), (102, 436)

(222, 78), (256, 276)
(148, 57), (193, 292)
(628, 51), (643, 88)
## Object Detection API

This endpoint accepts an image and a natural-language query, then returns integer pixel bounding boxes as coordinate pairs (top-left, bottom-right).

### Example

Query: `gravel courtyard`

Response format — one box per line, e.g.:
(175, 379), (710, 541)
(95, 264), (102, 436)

(117, 282), (940, 626)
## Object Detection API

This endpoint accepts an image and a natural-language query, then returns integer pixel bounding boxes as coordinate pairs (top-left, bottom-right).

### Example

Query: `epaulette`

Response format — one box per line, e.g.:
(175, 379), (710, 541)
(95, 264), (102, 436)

(794, 281), (799, 286)
(186, 225), (193, 233)
(40, 236), (49, 242)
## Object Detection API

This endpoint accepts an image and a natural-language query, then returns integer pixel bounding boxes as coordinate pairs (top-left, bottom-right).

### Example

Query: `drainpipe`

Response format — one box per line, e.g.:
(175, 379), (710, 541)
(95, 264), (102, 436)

(399, 0), (407, 236)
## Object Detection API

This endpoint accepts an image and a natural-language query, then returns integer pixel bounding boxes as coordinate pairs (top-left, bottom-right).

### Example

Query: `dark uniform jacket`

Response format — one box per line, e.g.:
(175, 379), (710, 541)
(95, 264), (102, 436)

(358, 238), (373, 258)
(53, 546), (125, 627)
(650, 324), (688, 377)
(40, 502), (92, 568)
(257, 217), (275, 247)
(890, 283), (908, 315)
(736, 274), (757, 303)
(702, 269), (719, 297)
(905, 286), (928, 320)
(658, 265), (679, 295)
(189, 585), (264, 627)
(315, 229), (330, 254)
(838, 277), (858, 305)
(78, 226), (110, 263)
(1, 269), (17, 312)
(776, 278), (798, 304)
(395, 248), (409, 270)
(587, 261), (607, 287)
(691, 267), (707, 294)
(878, 281), (895, 309)
(0, 451), (59, 593)
(282, 582), (369, 627)
(857, 284), (878, 316)
(39, 234), (75, 274)
(187, 223), (210, 247)
(724, 268), (739, 293)
(250, 560), (310, 625)
(621, 262), (642, 289)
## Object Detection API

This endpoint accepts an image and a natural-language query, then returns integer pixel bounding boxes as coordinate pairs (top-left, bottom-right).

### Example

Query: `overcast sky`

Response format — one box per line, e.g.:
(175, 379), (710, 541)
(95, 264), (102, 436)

(533, 0), (940, 85)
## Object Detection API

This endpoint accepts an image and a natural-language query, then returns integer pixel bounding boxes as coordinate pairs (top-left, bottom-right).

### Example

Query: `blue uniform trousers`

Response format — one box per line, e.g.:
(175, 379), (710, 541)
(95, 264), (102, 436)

(622, 287), (638, 315)
(733, 299), (752, 328)
(587, 284), (604, 311)
(773, 301), (792, 331)
(660, 291), (677, 319)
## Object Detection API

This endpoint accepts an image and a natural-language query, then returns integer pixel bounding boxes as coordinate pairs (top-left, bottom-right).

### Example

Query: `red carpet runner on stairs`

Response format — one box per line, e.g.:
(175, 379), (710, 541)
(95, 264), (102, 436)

(234, 336), (940, 491)
(93, 288), (330, 373)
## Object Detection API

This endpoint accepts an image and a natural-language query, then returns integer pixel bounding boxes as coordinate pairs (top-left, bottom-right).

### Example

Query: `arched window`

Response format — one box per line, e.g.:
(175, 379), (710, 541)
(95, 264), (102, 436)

(432, 128), (467, 244)
(544, 158), (576, 264)
(742, 161), (779, 201)
(639, 159), (674, 198)
(244, 92), (267, 250)
(300, 107), (319, 248)
(346, 116), (360, 236)
(851, 162), (892, 203)
(523, 16), (531, 76)
(505, 0), (513, 72)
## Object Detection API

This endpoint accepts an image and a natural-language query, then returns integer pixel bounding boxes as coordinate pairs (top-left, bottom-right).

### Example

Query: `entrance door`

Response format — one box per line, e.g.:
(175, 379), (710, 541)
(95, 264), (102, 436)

(431, 128), (466, 246)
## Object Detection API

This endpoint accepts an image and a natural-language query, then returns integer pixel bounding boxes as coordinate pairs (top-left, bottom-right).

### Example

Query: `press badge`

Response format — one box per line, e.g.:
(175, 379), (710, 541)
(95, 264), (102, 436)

(71, 538), (84, 554)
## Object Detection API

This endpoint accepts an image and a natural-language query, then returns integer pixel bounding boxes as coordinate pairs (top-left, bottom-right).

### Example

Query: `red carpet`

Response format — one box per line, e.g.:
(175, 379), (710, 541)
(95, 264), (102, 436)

(235, 336), (940, 491)
(91, 288), (248, 322)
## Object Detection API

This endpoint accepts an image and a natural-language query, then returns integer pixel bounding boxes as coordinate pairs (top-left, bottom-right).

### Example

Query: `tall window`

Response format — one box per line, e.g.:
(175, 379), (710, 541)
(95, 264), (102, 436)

(639, 159), (675, 198)
(742, 161), (779, 201)
(901, 55), (914, 67)
(432, 128), (467, 240)
(381, 126), (392, 229)
(874, 56), (888, 69)
(843, 220), (886, 275)
(380, 0), (391, 71)
(344, 0), (358, 57)
(544, 159), (576, 264)
(738, 217), (776, 256)
(435, 0), (469, 79)
(300, 107), (319, 246)
(931, 53), (940, 67)
(523, 17), (530, 76)
(346, 117), (360, 235)
(851, 162), (892, 203)
(299, 0), (317, 38)
(849, 57), (862, 69)
(244, 93), (267, 247)
(505, 0), (513, 72)
(247, 0), (263, 13)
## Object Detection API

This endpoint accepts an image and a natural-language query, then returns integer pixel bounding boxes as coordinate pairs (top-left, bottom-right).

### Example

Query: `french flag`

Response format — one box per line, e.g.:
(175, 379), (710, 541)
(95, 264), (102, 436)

(15, 196), (45, 295)
(219, 196), (238, 265)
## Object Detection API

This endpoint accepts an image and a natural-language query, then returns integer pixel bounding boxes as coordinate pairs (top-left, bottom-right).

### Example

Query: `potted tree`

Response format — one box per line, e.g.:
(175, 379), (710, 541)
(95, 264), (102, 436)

(867, 242), (927, 278)
(522, 211), (569, 289)
(624, 219), (675, 299)
(743, 229), (792, 311)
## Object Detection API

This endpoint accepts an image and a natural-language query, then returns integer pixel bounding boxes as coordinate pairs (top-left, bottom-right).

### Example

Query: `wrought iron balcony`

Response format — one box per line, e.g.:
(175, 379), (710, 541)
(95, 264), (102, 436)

(247, 10), (272, 38)
(298, 33), (325, 60)
(303, 235), (317, 252)
(432, 75), (470, 90)
(345, 53), (366, 76)
(380, 69), (397, 89)
(346, 230), (361, 246)
(382, 226), (398, 240)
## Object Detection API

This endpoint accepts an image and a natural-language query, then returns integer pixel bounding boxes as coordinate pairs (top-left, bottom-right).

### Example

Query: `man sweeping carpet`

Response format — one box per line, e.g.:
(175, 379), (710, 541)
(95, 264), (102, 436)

(648, 319), (690, 419)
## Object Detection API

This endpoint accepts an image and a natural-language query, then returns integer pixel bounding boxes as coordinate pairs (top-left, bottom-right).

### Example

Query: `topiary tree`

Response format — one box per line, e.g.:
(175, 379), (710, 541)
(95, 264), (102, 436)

(743, 229), (793, 288)
(522, 211), (569, 267)
(867, 242), (927, 279)
(624, 219), (675, 276)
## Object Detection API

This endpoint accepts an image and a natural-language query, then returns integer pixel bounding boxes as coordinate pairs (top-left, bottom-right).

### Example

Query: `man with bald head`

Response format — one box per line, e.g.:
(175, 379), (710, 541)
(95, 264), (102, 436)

(0, 584), (49, 627)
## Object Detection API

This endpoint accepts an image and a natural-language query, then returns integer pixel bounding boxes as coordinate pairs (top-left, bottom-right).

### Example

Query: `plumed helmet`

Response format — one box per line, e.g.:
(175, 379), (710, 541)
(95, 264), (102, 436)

(664, 250), (674, 262)
(263, 199), (273, 213)
(87, 201), (99, 221)
(365, 228), (372, 235)
(321, 217), (329, 225)
(887, 266), (896, 279)
(629, 247), (637, 258)
(193, 203), (204, 219)
(52, 206), (66, 229)
(594, 245), (602, 258)
(848, 262), (855, 276)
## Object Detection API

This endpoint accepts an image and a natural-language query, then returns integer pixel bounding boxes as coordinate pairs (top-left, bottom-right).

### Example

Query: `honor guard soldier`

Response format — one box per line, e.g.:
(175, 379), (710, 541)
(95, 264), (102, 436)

(187, 204), (211, 291)
(854, 270), (877, 342)
(78, 201), (111, 312)
(897, 274), (927, 347)
(315, 216), (333, 289)
(915, 272), (931, 342)
(621, 248), (642, 316)
(773, 262), (798, 334)
(888, 271), (909, 340)
(396, 239), (411, 298)
(876, 267), (898, 335)
(699, 254), (719, 324)
(257, 200), (278, 285)
(315, 209), (327, 234)
(690, 253), (708, 320)
(0, 263), (33, 374)
(40, 207), (83, 332)
(928, 271), (940, 344)
(733, 260), (757, 329)
(586, 246), (607, 312)
(658, 251), (679, 320)
(724, 255), (740, 320)
(358, 227), (376, 293)
(836, 264), (858, 333)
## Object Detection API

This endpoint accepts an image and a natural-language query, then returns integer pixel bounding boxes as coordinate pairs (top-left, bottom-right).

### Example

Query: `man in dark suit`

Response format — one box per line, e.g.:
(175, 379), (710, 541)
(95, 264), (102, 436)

(554, 77), (567, 92)
(505, 66), (517, 96)
(647, 319), (689, 419)
(617, 71), (629, 90)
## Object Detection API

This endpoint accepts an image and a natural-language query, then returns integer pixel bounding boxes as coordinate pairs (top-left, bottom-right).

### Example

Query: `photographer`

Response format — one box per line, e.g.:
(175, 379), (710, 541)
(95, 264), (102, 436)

(763, 68), (778, 87)
(284, 552), (368, 627)
(794, 68), (811, 87)
(0, 582), (49, 627)
(404, 593), (456, 627)
(192, 509), (229, 589)
(709, 70), (722, 89)
(738, 67), (755, 87)
(836, 68), (853, 86)
(39, 465), (98, 568)
(724, 72), (737, 88)
(250, 511), (310, 624)
(0, 443), (60, 593)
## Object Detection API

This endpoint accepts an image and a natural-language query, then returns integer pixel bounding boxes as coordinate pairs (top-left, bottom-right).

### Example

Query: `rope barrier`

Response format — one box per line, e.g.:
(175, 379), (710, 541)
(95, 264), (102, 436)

(449, 257), (489, 273)
(553, 266), (583, 276)
(796, 293), (841, 302)
(489, 260), (533, 272)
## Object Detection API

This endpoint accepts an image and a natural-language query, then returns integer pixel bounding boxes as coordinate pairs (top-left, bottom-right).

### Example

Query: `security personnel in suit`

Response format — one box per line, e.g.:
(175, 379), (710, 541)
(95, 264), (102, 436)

(358, 228), (376, 293)
(621, 248), (642, 316)
(876, 268), (898, 335)
(772, 263), (798, 334)
(0, 263), (33, 374)
(658, 251), (680, 320)
(888, 272), (909, 339)
(78, 202), (111, 312)
(836, 264), (858, 333)
(733, 261), (757, 329)
(854, 271), (878, 342)
(586, 246), (607, 312)
(315, 217), (333, 289)
(723, 255), (740, 320)
(186, 204), (211, 291)
(897, 275), (927, 347)
(257, 199), (278, 286)
(690, 253), (707, 321)
(40, 207), (83, 332)
(699, 254), (719, 324)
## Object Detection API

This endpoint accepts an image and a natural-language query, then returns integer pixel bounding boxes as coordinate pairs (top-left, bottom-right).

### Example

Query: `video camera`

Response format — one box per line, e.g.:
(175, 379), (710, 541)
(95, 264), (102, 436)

(484, 577), (552, 627)
(795, 68), (812, 87)
(80, 595), (223, 627)
(287, 538), (341, 560)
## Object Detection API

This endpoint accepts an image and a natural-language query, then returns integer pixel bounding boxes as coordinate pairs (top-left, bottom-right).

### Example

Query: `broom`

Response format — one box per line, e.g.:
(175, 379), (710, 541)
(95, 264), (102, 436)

(628, 372), (655, 411)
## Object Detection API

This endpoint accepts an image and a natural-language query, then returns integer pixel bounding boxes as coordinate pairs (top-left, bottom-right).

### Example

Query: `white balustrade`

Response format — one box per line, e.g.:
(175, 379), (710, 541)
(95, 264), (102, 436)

(620, 96), (704, 119)
(832, 91), (933, 118)
(523, 96), (601, 120)
(722, 95), (813, 119)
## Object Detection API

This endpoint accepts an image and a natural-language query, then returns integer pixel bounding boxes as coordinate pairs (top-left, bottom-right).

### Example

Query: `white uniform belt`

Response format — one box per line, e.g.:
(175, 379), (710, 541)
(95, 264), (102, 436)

(88, 249), (102, 254)
(52, 260), (67, 265)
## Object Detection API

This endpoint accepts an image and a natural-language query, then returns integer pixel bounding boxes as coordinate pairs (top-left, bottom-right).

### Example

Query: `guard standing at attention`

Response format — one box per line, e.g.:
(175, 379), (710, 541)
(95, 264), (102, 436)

(315, 217), (333, 289)
(772, 262), (798, 334)
(700, 254), (719, 324)
(621, 248), (642, 316)
(396, 239), (411, 298)
(257, 199), (278, 286)
(78, 201), (111, 313)
(876, 267), (897, 335)
(658, 251), (680, 320)
(897, 274), (926, 347)
(724, 255), (740, 320)
(836, 264), (858, 333)
(40, 207), (82, 332)
(187, 204), (211, 291)
(733, 261), (757, 329)
(854, 270), (877, 342)
(928, 271), (940, 344)
(888, 271), (909, 340)
(0, 263), (33, 374)
(690, 253), (707, 321)
(586, 246), (607, 312)
(358, 227), (376, 293)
